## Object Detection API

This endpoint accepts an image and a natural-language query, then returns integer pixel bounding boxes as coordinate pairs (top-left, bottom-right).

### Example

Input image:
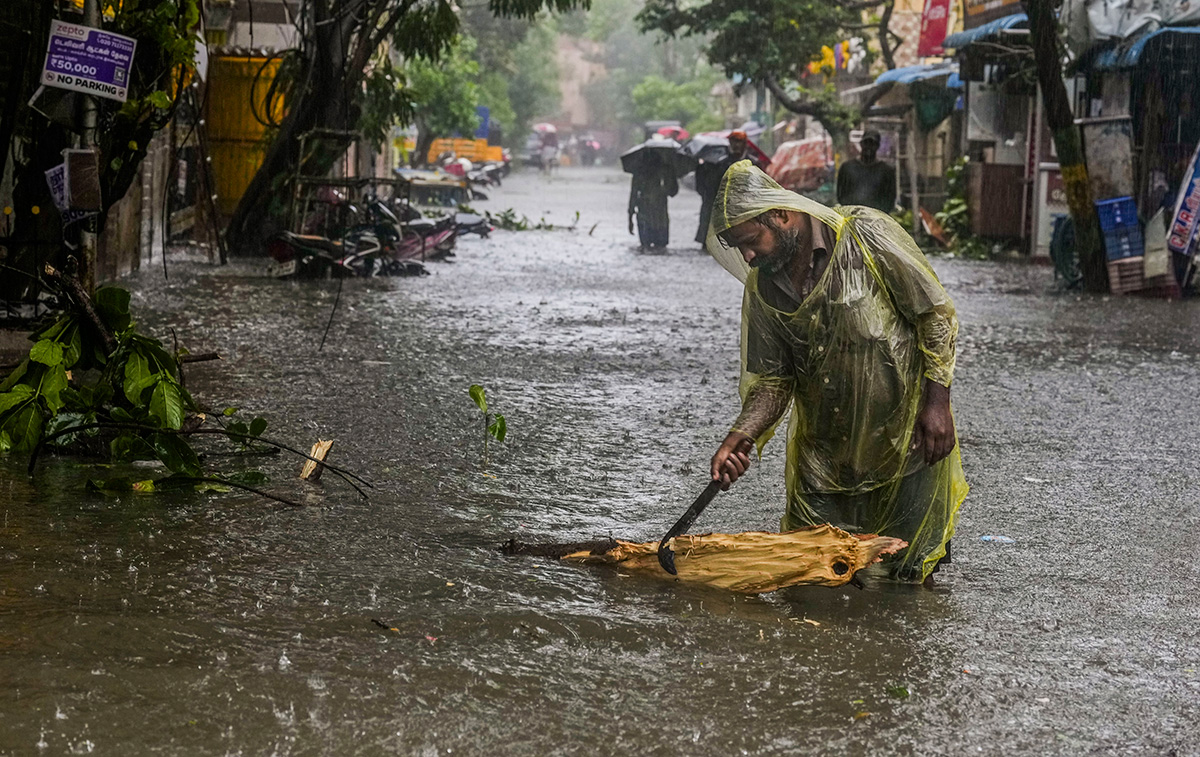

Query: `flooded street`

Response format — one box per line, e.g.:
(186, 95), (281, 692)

(2, 166), (1199, 754)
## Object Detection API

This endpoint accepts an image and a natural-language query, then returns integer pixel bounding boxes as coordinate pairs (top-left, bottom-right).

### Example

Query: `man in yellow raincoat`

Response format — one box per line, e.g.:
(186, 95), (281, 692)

(706, 161), (968, 582)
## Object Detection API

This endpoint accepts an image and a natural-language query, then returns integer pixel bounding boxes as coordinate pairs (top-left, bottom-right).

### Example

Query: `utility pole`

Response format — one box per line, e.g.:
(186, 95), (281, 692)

(79, 0), (100, 293)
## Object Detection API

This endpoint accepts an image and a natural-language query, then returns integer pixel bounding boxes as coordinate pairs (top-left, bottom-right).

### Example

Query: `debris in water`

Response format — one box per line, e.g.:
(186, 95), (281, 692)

(502, 525), (906, 593)
(979, 535), (1015, 543)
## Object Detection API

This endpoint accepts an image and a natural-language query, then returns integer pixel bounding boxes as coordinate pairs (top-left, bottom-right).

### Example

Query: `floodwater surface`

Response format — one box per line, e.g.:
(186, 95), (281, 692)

(2, 167), (1198, 755)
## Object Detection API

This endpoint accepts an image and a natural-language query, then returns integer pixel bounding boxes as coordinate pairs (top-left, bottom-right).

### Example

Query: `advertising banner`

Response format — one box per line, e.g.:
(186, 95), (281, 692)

(918, 0), (952, 57)
(1168, 140), (1200, 257)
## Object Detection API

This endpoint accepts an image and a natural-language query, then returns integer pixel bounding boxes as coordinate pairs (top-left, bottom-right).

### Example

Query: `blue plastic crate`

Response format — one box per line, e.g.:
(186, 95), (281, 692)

(1095, 197), (1138, 232)
(1103, 226), (1144, 261)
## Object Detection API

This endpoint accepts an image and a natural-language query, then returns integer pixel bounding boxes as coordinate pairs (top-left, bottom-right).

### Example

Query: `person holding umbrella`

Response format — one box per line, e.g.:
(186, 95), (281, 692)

(623, 137), (680, 249)
(694, 130), (752, 246)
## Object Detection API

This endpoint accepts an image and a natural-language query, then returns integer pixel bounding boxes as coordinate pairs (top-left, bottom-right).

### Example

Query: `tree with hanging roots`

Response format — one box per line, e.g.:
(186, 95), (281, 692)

(225, 0), (589, 256)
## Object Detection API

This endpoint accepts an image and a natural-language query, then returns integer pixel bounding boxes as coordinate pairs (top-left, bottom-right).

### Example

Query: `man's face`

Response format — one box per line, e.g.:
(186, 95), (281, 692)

(861, 138), (879, 163)
(729, 138), (748, 159)
(722, 212), (803, 277)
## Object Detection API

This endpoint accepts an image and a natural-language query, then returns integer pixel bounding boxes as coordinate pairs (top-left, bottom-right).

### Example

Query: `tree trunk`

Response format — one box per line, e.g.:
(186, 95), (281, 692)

(224, 7), (358, 256)
(1026, 0), (1107, 292)
(412, 121), (436, 168)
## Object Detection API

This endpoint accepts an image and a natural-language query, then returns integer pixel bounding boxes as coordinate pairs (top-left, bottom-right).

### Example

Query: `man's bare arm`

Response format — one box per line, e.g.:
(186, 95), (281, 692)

(711, 381), (791, 489)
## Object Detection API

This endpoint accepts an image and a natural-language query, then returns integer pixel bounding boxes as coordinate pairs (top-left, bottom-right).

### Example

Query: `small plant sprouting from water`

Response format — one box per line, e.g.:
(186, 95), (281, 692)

(468, 384), (506, 467)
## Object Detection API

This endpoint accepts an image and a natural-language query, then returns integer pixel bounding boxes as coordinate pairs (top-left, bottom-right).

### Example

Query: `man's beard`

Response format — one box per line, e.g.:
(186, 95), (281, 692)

(753, 222), (802, 277)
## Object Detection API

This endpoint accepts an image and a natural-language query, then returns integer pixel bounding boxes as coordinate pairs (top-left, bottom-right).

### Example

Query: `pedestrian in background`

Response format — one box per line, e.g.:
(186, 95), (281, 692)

(836, 130), (897, 213)
(694, 130), (751, 246)
(628, 156), (678, 249)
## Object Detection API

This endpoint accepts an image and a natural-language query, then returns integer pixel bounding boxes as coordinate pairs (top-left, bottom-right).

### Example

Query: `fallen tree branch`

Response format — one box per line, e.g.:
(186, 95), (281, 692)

(171, 475), (305, 508)
(503, 526), (908, 593)
(27, 421), (372, 499)
(42, 260), (116, 356)
(181, 352), (222, 364)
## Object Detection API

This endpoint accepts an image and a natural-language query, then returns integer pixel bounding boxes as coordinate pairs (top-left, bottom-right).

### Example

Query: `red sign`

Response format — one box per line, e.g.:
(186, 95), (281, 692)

(918, 0), (952, 57)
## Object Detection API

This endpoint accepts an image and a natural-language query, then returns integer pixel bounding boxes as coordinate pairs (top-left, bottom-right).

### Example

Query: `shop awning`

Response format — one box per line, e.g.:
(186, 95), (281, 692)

(941, 13), (1028, 49)
(1091, 26), (1200, 70)
(874, 63), (959, 85)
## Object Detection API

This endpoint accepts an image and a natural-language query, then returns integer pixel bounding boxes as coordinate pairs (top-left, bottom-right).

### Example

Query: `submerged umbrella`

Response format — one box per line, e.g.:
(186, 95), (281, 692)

(620, 137), (692, 175)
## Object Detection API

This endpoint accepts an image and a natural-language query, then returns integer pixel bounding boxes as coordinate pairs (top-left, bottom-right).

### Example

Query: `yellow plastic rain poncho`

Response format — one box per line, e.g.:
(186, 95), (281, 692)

(705, 161), (968, 581)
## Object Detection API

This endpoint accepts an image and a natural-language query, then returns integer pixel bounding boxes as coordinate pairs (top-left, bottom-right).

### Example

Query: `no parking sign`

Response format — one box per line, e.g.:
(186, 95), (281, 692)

(41, 20), (137, 103)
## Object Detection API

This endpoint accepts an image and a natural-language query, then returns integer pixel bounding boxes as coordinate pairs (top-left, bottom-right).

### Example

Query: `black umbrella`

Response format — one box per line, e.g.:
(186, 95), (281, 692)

(621, 138), (692, 175)
(680, 134), (732, 164)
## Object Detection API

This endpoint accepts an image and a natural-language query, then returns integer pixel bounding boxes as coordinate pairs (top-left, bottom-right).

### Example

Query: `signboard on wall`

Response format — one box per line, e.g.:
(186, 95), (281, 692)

(918, 0), (952, 57)
(41, 20), (137, 102)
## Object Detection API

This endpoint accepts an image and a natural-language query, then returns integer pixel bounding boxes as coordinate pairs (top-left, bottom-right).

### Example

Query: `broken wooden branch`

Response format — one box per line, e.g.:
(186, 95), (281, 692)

(300, 439), (333, 481)
(503, 525), (907, 594)
(43, 260), (116, 356)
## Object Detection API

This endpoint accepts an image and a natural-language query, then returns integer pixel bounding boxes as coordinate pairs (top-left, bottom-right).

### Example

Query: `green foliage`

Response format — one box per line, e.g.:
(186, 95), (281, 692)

(932, 157), (991, 259)
(407, 36), (484, 146)
(98, 1), (201, 217)
(637, 0), (866, 136)
(468, 384), (507, 466)
(0, 286), (275, 496)
(934, 157), (971, 239)
(360, 57), (415, 150)
(576, 0), (721, 139)
(631, 75), (722, 135)
(483, 208), (574, 231)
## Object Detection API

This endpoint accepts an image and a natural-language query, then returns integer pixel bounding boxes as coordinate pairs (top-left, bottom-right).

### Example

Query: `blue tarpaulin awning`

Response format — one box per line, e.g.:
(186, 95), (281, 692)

(1091, 26), (1200, 70)
(941, 12), (1028, 49)
(874, 64), (959, 86)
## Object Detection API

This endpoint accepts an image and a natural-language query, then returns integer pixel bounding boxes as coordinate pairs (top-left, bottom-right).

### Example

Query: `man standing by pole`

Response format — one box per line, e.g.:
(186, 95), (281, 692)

(836, 130), (897, 213)
(705, 161), (967, 582)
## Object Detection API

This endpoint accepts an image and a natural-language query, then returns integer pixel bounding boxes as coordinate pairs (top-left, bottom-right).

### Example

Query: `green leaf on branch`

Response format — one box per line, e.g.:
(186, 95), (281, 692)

(194, 481), (233, 494)
(249, 417), (268, 437)
(223, 407), (239, 417)
(44, 412), (92, 446)
(109, 406), (138, 424)
(488, 413), (507, 442)
(40, 366), (69, 414)
(223, 469), (270, 487)
(29, 340), (64, 367)
(0, 359), (28, 392)
(0, 385), (35, 416)
(1, 405), (43, 453)
(149, 379), (185, 430)
(469, 384), (488, 413)
(111, 432), (156, 462)
(147, 90), (173, 110)
(124, 351), (152, 404)
(95, 287), (133, 333)
(150, 433), (202, 476)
